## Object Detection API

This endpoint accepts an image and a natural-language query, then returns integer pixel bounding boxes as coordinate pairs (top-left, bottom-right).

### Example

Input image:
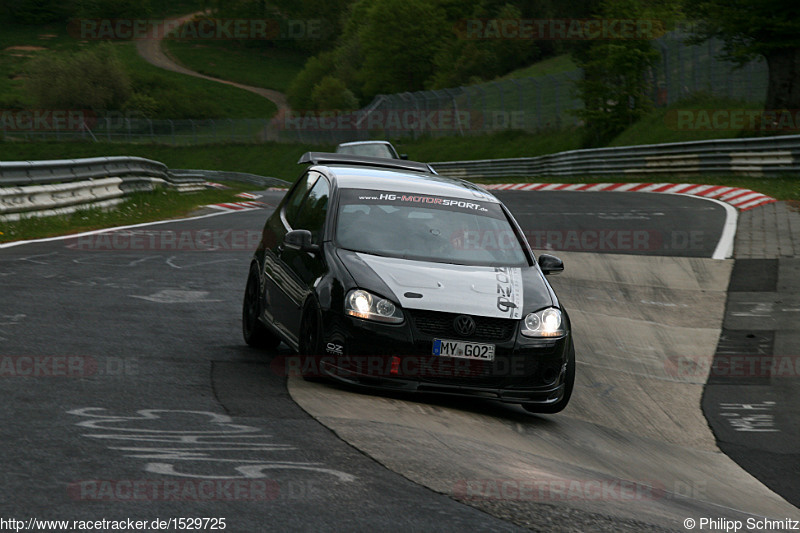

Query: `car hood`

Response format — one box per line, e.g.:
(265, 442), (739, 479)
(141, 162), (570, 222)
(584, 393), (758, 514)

(338, 251), (555, 320)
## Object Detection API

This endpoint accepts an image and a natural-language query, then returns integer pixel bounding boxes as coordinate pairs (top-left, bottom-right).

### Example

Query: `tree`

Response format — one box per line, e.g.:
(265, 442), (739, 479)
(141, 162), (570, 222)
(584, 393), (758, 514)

(286, 53), (336, 110)
(430, 3), (539, 89)
(358, 0), (449, 98)
(684, 0), (800, 111)
(571, 0), (668, 146)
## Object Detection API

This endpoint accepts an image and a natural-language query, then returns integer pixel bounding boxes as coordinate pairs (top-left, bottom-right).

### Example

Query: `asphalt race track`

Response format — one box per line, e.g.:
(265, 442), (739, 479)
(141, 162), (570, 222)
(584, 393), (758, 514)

(2, 189), (798, 532)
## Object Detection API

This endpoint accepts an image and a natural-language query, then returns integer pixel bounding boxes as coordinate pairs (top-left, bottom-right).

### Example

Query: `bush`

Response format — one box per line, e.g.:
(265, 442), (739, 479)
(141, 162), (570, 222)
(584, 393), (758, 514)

(25, 44), (132, 111)
(128, 71), (223, 119)
(122, 93), (160, 118)
(310, 76), (358, 111)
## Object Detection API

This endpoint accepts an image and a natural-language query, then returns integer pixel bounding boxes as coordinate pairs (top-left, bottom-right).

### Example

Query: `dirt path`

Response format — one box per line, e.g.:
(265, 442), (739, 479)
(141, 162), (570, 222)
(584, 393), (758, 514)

(134, 12), (289, 139)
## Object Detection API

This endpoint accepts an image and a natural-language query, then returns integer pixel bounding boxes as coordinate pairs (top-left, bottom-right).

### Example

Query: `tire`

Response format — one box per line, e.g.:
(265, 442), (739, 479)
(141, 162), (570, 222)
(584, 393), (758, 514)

(523, 340), (575, 414)
(242, 264), (281, 350)
(298, 302), (326, 381)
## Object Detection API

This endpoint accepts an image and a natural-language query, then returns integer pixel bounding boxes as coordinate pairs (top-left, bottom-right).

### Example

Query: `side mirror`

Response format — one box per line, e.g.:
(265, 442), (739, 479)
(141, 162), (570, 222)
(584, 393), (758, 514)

(284, 229), (319, 253)
(538, 254), (564, 275)
(399, 153), (408, 160)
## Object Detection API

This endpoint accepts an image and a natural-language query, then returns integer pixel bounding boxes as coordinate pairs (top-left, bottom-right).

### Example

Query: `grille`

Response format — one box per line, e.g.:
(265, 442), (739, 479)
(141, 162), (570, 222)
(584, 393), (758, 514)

(409, 310), (516, 342)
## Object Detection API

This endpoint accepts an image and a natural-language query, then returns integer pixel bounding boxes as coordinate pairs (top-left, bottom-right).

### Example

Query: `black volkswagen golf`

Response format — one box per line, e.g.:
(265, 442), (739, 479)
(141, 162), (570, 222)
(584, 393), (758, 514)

(243, 152), (575, 413)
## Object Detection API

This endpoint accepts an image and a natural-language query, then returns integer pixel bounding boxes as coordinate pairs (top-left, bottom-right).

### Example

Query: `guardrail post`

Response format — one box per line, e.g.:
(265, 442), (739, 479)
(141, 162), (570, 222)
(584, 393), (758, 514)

(424, 91), (436, 136)
(546, 75), (562, 129)
(443, 88), (463, 136)
(655, 41), (668, 107)
(512, 79), (522, 112)
(676, 43), (683, 103)
(493, 81), (505, 118)
(708, 40), (715, 91)
(476, 86), (487, 134)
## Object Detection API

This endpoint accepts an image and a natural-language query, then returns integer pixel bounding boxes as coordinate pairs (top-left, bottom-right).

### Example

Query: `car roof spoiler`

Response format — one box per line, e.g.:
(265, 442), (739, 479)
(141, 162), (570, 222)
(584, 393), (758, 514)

(297, 152), (436, 174)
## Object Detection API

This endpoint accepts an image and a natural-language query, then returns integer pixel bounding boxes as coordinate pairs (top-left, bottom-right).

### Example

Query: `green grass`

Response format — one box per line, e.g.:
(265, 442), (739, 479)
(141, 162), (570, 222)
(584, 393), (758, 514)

(164, 39), (307, 93)
(0, 22), (86, 108)
(397, 129), (582, 162)
(0, 20), (277, 120)
(0, 140), (333, 182)
(0, 183), (254, 243)
(498, 54), (578, 80)
(113, 42), (277, 118)
(148, 0), (206, 19)
(609, 94), (764, 147)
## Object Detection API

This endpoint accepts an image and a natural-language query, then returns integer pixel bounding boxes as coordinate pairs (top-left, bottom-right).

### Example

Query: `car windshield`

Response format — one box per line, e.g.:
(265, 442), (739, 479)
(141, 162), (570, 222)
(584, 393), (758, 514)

(335, 188), (528, 267)
(337, 143), (395, 159)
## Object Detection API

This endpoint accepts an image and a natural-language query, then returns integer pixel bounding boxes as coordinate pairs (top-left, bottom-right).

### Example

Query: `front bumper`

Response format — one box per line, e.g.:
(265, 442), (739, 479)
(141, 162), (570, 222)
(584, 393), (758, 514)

(316, 310), (571, 405)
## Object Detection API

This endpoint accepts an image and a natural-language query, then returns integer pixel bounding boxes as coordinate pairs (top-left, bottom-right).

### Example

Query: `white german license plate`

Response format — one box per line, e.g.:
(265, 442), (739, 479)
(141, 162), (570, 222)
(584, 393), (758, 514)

(432, 339), (495, 361)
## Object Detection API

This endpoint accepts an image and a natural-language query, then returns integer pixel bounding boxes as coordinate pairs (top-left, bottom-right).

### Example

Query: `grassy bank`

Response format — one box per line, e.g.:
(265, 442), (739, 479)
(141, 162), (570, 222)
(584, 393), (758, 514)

(0, 140), (332, 181)
(398, 129), (582, 162)
(164, 39), (307, 93)
(0, 21), (277, 119)
(0, 183), (253, 243)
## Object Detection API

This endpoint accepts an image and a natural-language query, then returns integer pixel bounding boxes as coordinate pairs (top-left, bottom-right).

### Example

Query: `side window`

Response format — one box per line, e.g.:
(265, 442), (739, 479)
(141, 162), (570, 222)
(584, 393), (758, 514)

(292, 177), (330, 244)
(283, 171), (319, 226)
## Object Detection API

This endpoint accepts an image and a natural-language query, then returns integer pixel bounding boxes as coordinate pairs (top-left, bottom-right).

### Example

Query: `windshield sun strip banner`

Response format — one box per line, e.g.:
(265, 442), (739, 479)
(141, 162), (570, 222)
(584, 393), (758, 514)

(340, 188), (504, 219)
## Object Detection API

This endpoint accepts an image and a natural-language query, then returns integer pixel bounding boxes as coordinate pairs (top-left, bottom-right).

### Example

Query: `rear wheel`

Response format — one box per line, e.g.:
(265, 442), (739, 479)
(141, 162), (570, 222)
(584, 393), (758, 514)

(242, 264), (281, 350)
(523, 341), (575, 414)
(298, 303), (325, 381)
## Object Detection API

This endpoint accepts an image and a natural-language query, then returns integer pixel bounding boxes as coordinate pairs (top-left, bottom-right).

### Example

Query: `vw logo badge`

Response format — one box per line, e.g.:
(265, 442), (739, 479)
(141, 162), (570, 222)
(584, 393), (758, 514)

(453, 315), (476, 337)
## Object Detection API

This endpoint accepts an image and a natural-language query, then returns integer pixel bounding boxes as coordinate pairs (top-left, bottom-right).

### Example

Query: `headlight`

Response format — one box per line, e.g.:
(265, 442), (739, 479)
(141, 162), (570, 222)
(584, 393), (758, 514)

(345, 289), (403, 324)
(521, 307), (564, 337)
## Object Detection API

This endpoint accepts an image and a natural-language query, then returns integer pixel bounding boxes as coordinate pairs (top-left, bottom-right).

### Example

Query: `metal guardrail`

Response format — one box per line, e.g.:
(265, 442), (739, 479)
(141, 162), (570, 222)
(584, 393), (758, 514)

(169, 169), (290, 188)
(431, 134), (800, 179)
(0, 156), (206, 221)
(0, 156), (171, 186)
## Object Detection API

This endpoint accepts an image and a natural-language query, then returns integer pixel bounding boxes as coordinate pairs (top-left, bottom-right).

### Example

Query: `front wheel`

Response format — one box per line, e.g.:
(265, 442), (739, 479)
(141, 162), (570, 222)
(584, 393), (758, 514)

(522, 341), (575, 414)
(242, 264), (281, 350)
